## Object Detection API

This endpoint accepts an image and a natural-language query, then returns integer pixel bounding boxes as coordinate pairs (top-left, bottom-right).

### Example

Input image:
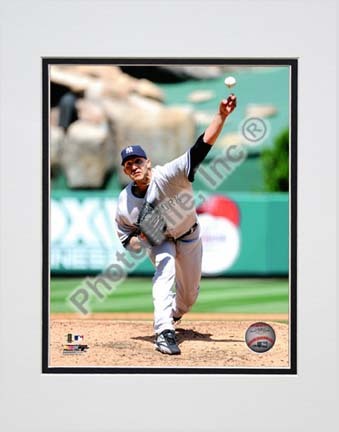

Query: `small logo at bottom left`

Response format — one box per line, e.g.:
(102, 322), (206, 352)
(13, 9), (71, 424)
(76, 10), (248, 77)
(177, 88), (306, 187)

(63, 333), (89, 355)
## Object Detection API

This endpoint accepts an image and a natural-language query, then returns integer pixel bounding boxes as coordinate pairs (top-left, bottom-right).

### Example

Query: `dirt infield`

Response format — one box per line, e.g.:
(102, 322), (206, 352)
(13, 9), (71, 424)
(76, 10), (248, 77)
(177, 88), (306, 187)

(50, 313), (289, 368)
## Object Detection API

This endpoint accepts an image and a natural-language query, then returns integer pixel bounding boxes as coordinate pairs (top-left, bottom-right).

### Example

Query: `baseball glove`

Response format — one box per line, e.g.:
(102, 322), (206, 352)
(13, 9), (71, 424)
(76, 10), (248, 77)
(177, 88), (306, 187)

(136, 201), (167, 246)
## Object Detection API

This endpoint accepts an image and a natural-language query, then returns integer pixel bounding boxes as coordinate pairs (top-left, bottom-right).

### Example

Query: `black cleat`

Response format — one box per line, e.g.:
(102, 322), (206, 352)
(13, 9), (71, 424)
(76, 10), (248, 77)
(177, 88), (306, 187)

(155, 329), (181, 355)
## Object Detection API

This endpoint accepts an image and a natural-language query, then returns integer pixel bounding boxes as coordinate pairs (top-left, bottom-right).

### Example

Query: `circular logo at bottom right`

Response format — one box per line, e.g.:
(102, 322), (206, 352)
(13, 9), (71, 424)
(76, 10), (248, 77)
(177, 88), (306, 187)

(245, 322), (276, 353)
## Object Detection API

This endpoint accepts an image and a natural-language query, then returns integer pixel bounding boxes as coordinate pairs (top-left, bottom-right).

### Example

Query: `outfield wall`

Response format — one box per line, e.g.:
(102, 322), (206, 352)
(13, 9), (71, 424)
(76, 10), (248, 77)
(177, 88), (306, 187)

(51, 191), (288, 276)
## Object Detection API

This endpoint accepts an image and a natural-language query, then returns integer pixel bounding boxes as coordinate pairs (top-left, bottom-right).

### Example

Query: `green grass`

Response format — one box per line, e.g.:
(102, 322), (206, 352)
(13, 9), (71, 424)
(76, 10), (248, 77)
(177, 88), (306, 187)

(50, 277), (289, 315)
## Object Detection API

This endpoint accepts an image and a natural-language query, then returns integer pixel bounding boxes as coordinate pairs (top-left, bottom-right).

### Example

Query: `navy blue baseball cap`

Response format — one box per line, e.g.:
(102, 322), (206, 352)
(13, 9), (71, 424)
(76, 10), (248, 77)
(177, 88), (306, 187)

(121, 145), (147, 165)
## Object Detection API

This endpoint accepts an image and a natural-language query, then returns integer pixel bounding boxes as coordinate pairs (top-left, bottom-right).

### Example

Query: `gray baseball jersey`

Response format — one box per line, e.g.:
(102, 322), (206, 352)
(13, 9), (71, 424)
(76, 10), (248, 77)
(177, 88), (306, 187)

(115, 152), (197, 242)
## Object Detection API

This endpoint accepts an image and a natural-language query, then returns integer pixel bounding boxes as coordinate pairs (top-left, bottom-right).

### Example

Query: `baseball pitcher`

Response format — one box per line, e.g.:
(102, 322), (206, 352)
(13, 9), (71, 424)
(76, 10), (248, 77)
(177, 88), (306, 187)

(115, 95), (237, 354)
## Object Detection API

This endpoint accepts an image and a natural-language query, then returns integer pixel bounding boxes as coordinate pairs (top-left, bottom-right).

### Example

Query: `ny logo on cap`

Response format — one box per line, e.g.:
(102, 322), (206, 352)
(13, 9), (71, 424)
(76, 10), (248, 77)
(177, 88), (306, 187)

(125, 146), (133, 154)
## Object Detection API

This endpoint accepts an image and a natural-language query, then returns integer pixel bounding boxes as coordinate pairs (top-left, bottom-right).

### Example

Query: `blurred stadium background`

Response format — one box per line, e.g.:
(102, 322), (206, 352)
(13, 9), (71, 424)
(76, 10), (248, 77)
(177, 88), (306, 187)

(49, 63), (289, 317)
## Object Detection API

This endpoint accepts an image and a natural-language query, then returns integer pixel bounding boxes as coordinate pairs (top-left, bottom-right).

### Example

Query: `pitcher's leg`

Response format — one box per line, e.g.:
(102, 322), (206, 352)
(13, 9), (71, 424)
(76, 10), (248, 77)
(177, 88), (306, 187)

(149, 241), (177, 335)
(172, 227), (203, 318)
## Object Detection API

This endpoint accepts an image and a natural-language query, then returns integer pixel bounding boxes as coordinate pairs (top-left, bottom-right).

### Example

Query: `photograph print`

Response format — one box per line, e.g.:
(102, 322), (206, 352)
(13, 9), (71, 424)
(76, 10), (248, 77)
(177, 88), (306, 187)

(43, 59), (297, 373)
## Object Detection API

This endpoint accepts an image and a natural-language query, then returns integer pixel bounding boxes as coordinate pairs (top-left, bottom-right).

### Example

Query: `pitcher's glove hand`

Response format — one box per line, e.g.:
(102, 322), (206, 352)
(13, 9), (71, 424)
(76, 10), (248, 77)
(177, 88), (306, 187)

(136, 202), (167, 246)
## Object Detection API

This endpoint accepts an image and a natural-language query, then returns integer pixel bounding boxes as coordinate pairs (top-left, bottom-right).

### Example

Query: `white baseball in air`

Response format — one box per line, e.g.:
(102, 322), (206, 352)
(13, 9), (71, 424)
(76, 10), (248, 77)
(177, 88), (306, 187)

(224, 76), (236, 88)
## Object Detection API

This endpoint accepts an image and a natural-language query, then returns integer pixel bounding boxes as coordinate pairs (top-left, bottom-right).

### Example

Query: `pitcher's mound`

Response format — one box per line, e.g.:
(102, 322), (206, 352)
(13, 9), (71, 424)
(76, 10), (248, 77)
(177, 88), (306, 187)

(50, 315), (289, 368)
